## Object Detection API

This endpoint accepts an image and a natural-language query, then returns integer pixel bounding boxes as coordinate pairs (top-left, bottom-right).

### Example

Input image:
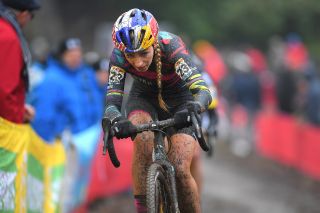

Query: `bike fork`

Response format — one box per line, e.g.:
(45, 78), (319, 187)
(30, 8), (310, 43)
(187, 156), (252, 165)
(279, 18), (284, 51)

(165, 163), (180, 213)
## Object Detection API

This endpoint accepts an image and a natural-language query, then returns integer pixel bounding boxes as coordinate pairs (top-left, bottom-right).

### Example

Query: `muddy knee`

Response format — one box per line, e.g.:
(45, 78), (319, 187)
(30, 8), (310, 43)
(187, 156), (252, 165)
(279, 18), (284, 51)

(175, 165), (192, 180)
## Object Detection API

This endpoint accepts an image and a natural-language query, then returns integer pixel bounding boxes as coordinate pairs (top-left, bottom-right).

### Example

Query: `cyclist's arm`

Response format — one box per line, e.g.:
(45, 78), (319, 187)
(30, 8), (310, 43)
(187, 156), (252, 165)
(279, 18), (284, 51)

(201, 72), (217, 110)
(104, 49), (127, 123)
(169, 35), (217, 111)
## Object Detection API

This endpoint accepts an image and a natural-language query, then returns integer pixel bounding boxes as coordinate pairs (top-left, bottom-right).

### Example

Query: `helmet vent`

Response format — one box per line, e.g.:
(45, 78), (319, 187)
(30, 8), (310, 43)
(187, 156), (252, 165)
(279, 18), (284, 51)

(119, 31), (128, 46)
(130, 10), (136, 17)
(129, 29), (135, 47)
(141, 11), (147, 21)
(118, 15), (124, 24)
(138, 29), (146, 47)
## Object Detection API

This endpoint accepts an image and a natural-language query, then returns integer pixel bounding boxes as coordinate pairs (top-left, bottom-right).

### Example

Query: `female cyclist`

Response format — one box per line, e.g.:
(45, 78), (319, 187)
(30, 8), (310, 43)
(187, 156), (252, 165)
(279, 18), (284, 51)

(102, 8), (218, 213)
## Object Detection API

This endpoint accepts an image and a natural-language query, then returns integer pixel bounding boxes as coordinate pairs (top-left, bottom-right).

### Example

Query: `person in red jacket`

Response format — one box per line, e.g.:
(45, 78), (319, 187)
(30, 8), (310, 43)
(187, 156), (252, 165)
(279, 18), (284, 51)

(0, 0), (41, 123)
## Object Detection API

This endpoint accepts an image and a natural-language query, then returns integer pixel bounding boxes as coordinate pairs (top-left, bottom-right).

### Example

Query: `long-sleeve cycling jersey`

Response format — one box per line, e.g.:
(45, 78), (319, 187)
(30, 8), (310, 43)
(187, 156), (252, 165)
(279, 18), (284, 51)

(105, 31), (216, 123)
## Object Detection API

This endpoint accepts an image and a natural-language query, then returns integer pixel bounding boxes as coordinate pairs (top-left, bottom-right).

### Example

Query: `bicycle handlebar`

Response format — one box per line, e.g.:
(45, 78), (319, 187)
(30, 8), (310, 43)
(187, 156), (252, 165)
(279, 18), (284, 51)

(103, 113), (209, 168)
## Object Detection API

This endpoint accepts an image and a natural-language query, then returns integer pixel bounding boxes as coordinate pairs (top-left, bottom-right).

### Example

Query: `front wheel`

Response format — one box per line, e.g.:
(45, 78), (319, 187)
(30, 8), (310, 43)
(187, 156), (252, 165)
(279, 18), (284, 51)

(146, 163), (178, 213)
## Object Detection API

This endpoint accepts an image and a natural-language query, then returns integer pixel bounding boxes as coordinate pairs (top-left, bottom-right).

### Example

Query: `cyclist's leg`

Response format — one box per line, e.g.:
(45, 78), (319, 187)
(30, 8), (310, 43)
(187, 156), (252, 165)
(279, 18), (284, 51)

(128, 110), (153, 193)
(190, 143), (203, 194)
(126, 96), (157, 213)
(155, 91), (202, 212)
(168, 131), (201, 213)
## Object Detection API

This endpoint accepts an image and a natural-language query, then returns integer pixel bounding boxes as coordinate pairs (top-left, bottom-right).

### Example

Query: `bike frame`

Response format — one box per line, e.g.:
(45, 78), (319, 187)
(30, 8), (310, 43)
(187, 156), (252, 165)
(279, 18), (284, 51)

(152, 130), (180, 212)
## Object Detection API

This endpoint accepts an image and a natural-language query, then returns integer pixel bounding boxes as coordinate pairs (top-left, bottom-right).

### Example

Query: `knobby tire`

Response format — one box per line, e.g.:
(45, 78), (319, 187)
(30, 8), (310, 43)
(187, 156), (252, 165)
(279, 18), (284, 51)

(146, 163), (176, 213)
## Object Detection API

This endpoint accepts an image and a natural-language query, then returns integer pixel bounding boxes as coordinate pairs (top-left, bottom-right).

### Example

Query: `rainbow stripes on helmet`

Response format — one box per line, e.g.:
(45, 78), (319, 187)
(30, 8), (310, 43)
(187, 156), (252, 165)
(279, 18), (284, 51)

(112, 8), (159, 53)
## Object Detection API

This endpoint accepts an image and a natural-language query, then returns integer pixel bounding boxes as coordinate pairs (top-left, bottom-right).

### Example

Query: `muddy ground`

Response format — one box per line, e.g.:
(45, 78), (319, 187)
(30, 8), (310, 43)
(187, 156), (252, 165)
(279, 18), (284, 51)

(87, 142), (320, 213)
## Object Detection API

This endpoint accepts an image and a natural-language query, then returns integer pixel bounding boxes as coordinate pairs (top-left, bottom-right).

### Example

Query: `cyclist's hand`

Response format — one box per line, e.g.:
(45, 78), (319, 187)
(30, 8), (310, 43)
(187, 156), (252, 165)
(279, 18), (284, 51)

(174, 101), (202, 129)
(186, 101), (202, 123)
(113, 119), (137, 140)
(186, 101), (202, 114)
(173, 109), (191, 129)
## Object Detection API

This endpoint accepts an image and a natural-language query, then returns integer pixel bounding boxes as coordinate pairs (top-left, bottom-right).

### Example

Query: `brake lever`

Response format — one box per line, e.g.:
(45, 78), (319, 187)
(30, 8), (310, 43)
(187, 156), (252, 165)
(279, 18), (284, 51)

(190, 111), (210, 152)
(190, 112), (201, 138)
(102, 129), (109, 155)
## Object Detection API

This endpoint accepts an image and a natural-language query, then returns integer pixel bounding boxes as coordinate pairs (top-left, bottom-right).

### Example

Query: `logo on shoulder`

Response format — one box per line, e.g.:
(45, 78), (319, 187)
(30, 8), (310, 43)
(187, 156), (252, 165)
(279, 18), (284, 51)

(159, 31), (173, 40)
(109, 66), (125, 84)
(159, 31), (173, 45)
(175, 58), (193, 80)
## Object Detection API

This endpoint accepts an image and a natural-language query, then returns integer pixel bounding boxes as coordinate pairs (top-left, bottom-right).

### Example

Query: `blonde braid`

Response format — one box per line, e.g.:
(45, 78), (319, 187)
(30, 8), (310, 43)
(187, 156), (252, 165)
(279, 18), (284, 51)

(154, 42), (168, 112)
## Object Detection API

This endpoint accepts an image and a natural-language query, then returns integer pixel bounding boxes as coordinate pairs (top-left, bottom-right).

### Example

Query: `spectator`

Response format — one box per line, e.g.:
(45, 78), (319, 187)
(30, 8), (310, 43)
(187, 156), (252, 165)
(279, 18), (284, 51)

(225, 51), (262, 156)
(92, 58), (109, 88)
(304, 62), (320, 126)
(84, 51), (110, 105)
(92, 58), (109, 104)
(246, 47), (277, 109)
(31, 38), (103, 142)
(275, 68), (298, 114)
(284, 33), (309, 72)
(0, 0), (41, 211)
(30, 38), (104, 210)
(228, 51), (262, 113)
(0, 0), (41, 123)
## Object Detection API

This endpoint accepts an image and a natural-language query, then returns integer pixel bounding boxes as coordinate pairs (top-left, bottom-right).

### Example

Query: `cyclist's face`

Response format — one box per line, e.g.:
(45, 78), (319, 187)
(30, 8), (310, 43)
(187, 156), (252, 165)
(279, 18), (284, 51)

(124, 46), (154, 72)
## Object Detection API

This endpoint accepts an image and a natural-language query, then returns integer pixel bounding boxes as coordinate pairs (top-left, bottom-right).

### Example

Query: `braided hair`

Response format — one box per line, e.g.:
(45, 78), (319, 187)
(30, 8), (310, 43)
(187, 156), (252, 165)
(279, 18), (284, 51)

(154, 42), (168, 112)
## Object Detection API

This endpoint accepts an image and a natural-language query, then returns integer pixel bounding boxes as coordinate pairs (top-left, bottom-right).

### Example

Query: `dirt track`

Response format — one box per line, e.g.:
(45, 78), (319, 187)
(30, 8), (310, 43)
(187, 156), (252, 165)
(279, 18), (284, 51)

(202, 143), (320, 213)
(88, 142), (320, 213)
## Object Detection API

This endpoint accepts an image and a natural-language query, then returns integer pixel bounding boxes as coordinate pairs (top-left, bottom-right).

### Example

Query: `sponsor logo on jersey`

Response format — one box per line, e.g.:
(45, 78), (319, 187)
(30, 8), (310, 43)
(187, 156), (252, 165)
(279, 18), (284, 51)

(109, 66), (125, 84)
(175, 58), (193, 80)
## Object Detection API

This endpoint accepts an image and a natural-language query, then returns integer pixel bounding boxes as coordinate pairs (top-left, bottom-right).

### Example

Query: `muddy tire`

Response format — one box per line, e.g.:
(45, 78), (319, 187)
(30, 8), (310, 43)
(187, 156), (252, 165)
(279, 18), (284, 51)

(146, 163), (175, 213)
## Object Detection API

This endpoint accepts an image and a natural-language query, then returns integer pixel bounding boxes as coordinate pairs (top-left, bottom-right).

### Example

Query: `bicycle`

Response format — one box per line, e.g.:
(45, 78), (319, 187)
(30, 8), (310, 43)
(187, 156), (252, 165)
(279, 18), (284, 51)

(102, 111), (211, 213)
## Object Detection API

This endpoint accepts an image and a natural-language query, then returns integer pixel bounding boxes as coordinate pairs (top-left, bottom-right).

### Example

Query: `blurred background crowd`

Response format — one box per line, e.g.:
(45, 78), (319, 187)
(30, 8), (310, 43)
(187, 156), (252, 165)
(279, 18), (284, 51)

(2, 0), (320, 212)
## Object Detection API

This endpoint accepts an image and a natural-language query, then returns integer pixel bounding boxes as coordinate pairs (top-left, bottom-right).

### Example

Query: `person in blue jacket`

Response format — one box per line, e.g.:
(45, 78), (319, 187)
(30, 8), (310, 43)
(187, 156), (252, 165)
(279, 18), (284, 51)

(31, 38), (103, 142)
(30, 38), (104, 210)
